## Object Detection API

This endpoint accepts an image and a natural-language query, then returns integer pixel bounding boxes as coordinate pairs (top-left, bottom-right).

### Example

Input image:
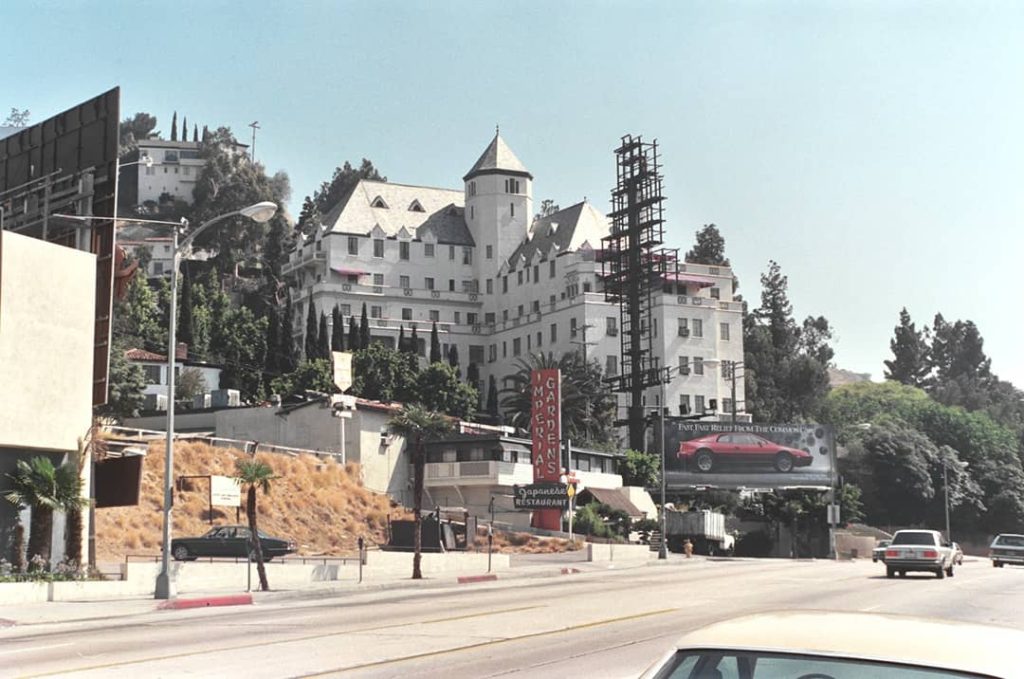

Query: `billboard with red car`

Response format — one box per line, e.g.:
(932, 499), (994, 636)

(664, 422), (835, 489)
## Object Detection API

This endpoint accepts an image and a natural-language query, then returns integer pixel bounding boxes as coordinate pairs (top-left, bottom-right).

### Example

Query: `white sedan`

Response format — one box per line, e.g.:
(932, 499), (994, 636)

(641, 611), (1024, 678)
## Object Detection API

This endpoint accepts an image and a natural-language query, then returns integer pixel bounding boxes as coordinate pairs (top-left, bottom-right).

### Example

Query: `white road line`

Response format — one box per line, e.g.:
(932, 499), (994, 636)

(0, 642), (74, 656)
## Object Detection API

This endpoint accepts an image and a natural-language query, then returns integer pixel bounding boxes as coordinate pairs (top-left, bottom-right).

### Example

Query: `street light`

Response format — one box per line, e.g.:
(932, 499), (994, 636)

(154, 200), (277, 600)
(117, 156), (154, 170)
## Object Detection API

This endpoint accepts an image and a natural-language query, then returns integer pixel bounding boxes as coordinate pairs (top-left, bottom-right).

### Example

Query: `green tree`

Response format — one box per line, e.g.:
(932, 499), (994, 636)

(408, 326), (420, 372)
(280, 296), (299, 374)
(178, 269), (195, 348)
(347, 315), (359, 353)
(270, 359), (334, 401)
(318, 312), (330, 361)
(466, 362), (481, 397)
(176, 367), (208, 403)
(97, 338), (148, 422)
(181, 116), (188, 142)
(3, 107), (30, 127)
(3, 457), (87, 568)
(170, 111), (178, 141)
(351, 343), (416, 402)
(359, 303), (370, 349)
(414, 362), (478, 419)
(264, 307), (281, 381)
(430, 321), (442, 363)
(215, 302), (268, 402)
(535, 199), (560, 221)
(296, 197), (322, 237)
(305, 301), (318, 361)
(193, 123), (198, 142)
(685, 224), (730, 266)
(116, 275), (163, 350)
(398, 326), (408, 353)
(447, 345), (461, 378)
(118, 112), (159, 158)
(486, 375), (500, 418)
(620, 449), (659, 487)
(884, 308), (931, 387)
(387, 405), (451, 579)
(331, 305), (345, 352)
(234, 458), (276, 591)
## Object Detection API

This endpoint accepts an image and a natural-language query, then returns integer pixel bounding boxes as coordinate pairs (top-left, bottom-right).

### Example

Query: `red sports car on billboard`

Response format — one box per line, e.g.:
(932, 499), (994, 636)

(677, 432), (813, 473)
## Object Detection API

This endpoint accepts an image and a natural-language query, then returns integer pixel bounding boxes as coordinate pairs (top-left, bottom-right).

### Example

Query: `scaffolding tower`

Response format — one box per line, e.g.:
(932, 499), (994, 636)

(602, 134), (678, 451)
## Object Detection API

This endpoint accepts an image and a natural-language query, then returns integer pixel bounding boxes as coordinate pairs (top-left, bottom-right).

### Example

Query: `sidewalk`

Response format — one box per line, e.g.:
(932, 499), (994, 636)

(0, 555), (698, 628)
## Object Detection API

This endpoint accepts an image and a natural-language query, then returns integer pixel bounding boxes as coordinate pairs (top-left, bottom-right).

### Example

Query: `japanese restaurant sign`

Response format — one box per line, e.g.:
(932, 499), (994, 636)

(530, 369), (562, 530)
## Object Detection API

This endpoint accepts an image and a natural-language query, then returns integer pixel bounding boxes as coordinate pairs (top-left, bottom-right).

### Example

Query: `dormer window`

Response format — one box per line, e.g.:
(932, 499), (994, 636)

(371, 196), (389, 209)
(408, 199), (425, 212)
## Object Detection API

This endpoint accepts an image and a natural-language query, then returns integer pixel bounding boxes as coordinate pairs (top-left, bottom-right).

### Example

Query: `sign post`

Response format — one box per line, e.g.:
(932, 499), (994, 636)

(530, 369), (562, 530)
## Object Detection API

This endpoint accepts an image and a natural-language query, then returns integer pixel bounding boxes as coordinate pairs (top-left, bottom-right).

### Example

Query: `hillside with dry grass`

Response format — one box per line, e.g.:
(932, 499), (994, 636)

(95, 442), (401, 561)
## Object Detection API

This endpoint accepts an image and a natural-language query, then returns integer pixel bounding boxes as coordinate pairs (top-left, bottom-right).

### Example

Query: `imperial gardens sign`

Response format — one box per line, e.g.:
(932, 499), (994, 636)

(530, 369), (562, 530)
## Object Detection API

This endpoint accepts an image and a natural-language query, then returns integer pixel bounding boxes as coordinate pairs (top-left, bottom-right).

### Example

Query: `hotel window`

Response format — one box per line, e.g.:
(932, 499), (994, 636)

(486, 279), (493, 294)
(425, 277), (435, 290)
(723, 398), (733, 414)
(370, 306), (382, 319)
(513, 338), (521, 356)
(550, 323), (557, 343)
(449, 279), (456, 291)
(486, 245), (493, 259)
(527, 335), (532, 350)
(429, 310), (440, 322)
(449, 245), (456, 260)
(533, 264), (539, 281)
(693, 319), (704, 338)
(570, 318), (578, 337)
(400, 275), (410, 289)
(695, 395), (705, 413)
(143, 365), (161, 384)
(518, 271), (524, 285)
(470, 205), (475, 220)
(606, 317), (617, 336)
(373, 239), (384, 258)
(605, 355), (618, 376)
(469, 181), (476, 196)
(454, 312), (461, 325)
(503, 310), (509, 322)
(467, 313), (478, 325)
(536, 331), (542, 347)
(399, 242), (410, 260)
(373, 273), (384, 286)
(488, 345), (497, 362)
(679, 394), (691, 414)
(532, 300), (540, 314)
(517, 304), (524, 317)
(463, 247), (473, 265)
(502, 277), (508, 293)
(402, 308), (412, 320)
(341, 304), (351, 316)
(485, 312), (495, 324)
(347, 237), (359, 255)
(550, 260), (556, 277)
(720, 323), (730, 341)
(679, 356), (690, 373)
(503, 341), (507, 358)
(424, 243), (435, 257)
(505, 178), (521, 194)
(583, 281), (592, 293)
(693, 357), (704, 376)
(510, 203), (515, 217)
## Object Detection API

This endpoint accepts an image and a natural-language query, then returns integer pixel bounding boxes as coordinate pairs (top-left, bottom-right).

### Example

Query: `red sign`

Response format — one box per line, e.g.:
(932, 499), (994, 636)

(530, 369), (562, 530)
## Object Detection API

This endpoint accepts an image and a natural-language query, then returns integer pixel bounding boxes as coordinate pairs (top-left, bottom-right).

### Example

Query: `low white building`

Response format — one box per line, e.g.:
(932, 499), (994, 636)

(119, 137), (250, 210)
(126, 346), (223, 404)
(285, 132), (745, 428)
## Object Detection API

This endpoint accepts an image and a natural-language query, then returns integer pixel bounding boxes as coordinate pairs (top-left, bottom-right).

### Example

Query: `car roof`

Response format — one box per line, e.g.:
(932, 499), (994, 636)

(893, 529), (940, 535)
(995, 533), (1024, 539)
(667, 611), (1024, 676)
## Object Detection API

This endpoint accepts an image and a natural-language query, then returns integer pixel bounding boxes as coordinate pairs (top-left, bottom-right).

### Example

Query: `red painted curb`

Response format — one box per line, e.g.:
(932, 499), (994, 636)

(457, 574), (498, 584)
(560, 567), (581, 575)
(0, 618), (16, 627)
(157, 594), (253, 610)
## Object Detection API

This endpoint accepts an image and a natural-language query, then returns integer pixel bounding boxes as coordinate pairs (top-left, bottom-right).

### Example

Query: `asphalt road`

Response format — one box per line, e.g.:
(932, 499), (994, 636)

(3, 557), (1022, 679)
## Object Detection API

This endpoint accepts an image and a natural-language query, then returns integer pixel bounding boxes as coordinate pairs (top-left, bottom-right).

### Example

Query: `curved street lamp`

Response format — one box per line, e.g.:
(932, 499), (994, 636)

(155, 200), (278, 600)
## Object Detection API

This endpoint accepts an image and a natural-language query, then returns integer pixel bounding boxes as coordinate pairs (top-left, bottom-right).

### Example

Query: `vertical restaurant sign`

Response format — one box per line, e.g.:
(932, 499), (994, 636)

(530, 369), (561, 483)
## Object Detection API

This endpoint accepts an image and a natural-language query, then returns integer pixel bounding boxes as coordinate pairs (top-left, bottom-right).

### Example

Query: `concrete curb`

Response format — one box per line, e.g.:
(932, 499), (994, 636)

(157, 593), (253, 610)
(457, 574), (498, 584)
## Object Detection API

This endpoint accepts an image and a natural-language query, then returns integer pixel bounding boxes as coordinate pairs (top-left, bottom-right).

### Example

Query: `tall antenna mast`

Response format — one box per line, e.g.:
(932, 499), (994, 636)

(248, 121), (261, 162)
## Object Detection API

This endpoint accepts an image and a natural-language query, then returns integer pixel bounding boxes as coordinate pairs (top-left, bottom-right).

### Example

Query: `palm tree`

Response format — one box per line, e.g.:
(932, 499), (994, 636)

(387, 404), (452, 579)
(234, 458), (276, 591)
(3, 456), (87, 569)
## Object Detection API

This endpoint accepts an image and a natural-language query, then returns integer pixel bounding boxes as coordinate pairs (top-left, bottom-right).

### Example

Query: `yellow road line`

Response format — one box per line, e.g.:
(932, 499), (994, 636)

(300, 607), (680, 677)
(19, 604), (544, 678)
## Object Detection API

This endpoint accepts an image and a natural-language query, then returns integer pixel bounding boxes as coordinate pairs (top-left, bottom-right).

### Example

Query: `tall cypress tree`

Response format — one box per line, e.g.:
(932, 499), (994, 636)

(359, 303), (370, 349)
(193, 124), (199, 142)
(348, 315), (359, 352)
(398, 325), (407, 353)
(486, 375), (499, 417)
(181, 115), (188, 142)
(448, 345), (461, 378)
(170, 111), (178, 141)
(430, 321), (442, 363)
(201, 125), (209, 143)
(178, 269), (194, 348)
(331, 304), (344, 352)
(305, 300), (318, 360)
(282, 295), (298, 373)
(407, 326), (420, 373)
(467, 362), (480, 410)
(318, 312), (330, 360)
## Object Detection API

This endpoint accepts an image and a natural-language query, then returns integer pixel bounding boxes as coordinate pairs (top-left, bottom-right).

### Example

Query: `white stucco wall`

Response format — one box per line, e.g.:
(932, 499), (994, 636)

(0, 232), (95, 452)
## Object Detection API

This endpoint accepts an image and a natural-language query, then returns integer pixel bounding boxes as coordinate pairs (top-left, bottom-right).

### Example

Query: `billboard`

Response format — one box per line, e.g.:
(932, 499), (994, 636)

(530, 369), (562, 530)
(664, 421), (835, 490)
(0, 88), (120, 406)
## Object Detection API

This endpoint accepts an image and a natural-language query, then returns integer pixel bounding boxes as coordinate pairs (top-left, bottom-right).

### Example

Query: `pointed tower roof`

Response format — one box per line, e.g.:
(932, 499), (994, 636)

(463, 132), (533, 181)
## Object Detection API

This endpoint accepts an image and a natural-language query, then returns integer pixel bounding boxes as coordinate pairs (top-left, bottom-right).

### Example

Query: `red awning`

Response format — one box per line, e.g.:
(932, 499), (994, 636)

(664, 272), (716, 288)
(332, 267), (369, 276)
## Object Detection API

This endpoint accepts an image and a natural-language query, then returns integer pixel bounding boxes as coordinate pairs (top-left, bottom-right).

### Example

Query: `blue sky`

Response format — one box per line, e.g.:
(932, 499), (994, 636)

(4, 1), (1022, 386)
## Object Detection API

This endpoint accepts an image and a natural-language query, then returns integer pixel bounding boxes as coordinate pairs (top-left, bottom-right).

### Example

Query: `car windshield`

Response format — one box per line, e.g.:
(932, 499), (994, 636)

(892, 532), (936, 546)
(996, 535), (1024, 547)
(656, 651), (985, 678)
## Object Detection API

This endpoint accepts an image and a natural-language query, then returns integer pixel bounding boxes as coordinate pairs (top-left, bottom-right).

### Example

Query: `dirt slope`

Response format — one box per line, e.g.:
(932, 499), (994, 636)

(95, 442), (399, 561)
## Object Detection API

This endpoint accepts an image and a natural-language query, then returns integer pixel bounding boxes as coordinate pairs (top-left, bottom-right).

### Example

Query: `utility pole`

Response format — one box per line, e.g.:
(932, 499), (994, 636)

(944, 462), (951, 542)
(248, 121), (260, 162)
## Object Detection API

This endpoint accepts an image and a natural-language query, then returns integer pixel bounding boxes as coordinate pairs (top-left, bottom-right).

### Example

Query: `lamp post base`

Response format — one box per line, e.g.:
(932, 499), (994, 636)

(155, 572), (175, 600)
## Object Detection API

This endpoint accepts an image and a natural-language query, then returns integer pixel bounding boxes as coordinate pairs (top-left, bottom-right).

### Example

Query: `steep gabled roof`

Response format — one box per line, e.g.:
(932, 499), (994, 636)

(505, 201), (609, 269)
(322, 180), (473, 246)
(463, 133), (532, 181)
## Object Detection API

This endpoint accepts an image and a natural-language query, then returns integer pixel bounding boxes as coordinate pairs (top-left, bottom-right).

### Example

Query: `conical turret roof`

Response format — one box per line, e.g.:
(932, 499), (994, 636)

(463, 132), (532, 181)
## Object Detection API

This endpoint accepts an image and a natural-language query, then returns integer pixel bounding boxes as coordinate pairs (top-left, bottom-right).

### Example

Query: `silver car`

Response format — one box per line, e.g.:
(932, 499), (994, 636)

(991, 533), (1024, 568)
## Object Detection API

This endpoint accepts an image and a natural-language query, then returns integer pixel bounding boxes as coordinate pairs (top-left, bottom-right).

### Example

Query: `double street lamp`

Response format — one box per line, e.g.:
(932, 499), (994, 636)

(154, 201), (277, 600)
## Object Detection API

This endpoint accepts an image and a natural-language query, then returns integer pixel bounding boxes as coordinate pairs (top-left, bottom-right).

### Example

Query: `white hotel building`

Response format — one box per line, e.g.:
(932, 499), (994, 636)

(284, 133), (745, 427)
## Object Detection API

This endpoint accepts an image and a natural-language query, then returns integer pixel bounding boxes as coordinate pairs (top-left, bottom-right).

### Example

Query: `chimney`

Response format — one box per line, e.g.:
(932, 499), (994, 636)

(175, 342), (188, 360)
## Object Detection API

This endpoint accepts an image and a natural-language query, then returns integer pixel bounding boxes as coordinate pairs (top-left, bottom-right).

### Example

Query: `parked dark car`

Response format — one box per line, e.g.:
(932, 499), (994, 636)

(170, 525), (296, 561)
(678, 432), (813, 473)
